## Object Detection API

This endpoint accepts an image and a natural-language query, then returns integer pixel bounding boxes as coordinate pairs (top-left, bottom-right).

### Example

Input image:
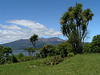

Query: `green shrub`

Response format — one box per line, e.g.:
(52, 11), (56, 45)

(55, 41), (72, 57)
(90, 35), (100, 53)
(18, 53), (24, 59)
(44, 56), (63, 66)
(67, 53), (74, 57)
(40, 44), (55, 58)
(83, 43), (91, 53)
(3, 47), (12, 56)
(92, 46), (100, 53)
(0, 57), (5, 65)
(5, 54), (18, 64)
(10, 54), (19, 63)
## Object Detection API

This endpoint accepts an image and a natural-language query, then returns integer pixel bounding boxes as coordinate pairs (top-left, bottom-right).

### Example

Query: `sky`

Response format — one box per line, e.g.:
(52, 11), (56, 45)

(0, 0), (100, 44)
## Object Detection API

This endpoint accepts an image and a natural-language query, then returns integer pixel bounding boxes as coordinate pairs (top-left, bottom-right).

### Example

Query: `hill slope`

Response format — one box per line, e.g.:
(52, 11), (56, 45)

(0, 53), (100, 75)
(2, 37), (65, 50)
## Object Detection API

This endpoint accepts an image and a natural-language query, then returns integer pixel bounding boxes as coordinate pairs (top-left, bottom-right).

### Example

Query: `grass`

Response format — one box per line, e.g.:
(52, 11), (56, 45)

(0, 53), (100, 75)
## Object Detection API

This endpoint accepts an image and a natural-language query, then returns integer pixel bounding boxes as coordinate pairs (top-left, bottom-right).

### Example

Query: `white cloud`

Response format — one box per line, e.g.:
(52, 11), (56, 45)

(0, 20), (62, 44)
(0, 24), (21, 30)
(0, 30), (26, 43)
(7, 20), (46, 29)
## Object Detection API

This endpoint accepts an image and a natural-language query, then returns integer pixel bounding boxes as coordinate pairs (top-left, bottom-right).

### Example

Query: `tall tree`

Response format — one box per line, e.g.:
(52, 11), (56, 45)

(60, 3), (94, 54)
(30, 34), (38, 52)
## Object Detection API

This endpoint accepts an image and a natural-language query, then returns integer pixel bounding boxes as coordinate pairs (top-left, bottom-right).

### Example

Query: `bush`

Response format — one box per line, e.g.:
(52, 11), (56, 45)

(18, 53), (24, 59)
(10, 54), (19, 63)
(3, 47), (12, 56)
(83, 43), (91, 53)
(91, 46), (100, 53)
(55, 41), (72, 57)
(90, 35), (100, 53)
(44, 56), (63, 66)
(0, 57), (5, 65)
(40, 44), (55, 58)
(67, 53), (74, 57)
(5, 54), (18, 64)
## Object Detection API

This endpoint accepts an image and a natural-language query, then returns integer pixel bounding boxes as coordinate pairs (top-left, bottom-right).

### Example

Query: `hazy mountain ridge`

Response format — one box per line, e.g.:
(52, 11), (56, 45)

(2, 37), (65, 50)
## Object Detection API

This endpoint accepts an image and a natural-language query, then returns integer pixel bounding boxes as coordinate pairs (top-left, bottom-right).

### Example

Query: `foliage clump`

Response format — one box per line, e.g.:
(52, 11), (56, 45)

(83, 43), (91, 53)
(18, 52), (24, 59)
(91, 35), (100, 53)
(40, 44), (55, 58)
(83, 34), (100, 53)
(8, 54), (18, 63)
(44, 56), (63, 66)
(67, 52), (74, 57)
(55, 41), (72, 58)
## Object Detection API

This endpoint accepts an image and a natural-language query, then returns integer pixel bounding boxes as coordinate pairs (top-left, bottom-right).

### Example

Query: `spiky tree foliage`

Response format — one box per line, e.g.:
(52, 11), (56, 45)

(30, 34), (38, 51)
(60, 3), (94, 54)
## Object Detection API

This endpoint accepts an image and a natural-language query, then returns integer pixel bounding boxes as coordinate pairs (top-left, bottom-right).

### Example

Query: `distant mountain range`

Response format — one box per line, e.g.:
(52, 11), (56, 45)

(2, 37), (65, 50)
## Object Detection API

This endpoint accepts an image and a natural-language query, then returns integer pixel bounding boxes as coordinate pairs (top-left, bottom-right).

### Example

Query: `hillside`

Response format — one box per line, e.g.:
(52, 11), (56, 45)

(0, 53), (100, 75)
(2, 37), (65, 50)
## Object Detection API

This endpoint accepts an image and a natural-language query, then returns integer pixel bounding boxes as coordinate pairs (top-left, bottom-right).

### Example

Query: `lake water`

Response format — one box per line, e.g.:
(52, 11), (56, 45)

(12, 50), (39, 56)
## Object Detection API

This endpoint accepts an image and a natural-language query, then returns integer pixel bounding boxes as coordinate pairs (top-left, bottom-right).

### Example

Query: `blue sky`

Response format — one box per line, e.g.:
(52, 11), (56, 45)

(0, 0), (100, 44)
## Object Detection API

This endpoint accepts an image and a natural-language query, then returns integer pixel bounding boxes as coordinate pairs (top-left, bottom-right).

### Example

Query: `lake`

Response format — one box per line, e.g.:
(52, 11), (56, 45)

(12, 50), (39, 56)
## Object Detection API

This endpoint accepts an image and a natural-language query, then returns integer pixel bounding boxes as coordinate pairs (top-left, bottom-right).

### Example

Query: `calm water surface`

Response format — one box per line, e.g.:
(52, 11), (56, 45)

(12, 50), (39, 56)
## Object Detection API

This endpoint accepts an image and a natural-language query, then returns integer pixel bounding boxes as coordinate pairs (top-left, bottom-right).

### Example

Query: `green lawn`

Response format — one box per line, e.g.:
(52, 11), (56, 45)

(0, 53), (100, 75)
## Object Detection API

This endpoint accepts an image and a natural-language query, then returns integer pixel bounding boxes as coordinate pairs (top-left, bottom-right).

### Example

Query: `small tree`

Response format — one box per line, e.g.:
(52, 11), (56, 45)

(30, 34), (38, 53)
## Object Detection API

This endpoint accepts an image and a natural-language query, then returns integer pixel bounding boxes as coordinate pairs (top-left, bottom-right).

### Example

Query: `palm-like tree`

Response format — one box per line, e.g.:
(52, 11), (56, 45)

(60, 3), (94, 54)
(30, 34), (38, 52)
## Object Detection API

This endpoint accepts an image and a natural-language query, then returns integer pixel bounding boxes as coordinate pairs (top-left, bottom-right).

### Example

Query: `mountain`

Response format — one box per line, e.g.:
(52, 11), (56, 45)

(2, 37), (65, 50)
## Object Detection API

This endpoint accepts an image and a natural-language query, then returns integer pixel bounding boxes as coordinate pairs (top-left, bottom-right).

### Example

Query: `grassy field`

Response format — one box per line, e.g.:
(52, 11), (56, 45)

(0, 53), (100, 75)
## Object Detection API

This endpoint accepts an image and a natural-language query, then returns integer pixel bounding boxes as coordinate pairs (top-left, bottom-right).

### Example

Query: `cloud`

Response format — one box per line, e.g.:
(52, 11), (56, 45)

(0, 20), (62, 44)
(0, 24), (21, 30)
(7, 20), (46, 29)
